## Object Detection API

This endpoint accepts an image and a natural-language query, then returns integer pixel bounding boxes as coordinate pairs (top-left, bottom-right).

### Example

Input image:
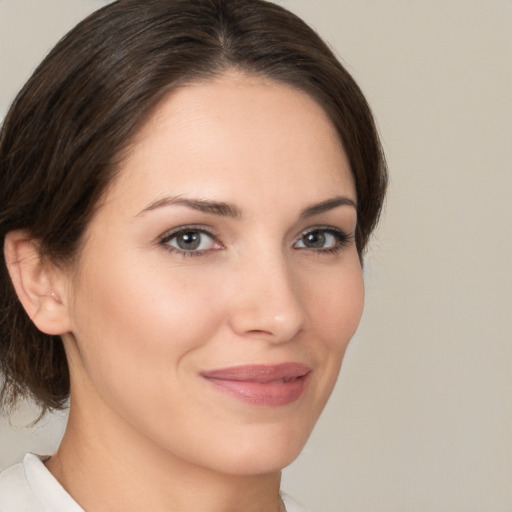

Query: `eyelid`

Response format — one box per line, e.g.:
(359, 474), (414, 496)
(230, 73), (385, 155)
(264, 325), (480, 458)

(158, 224), (223, 256)
(294, 225), (353, 251)
(158, 223), (218, 240)
(299, 225), (351, 239)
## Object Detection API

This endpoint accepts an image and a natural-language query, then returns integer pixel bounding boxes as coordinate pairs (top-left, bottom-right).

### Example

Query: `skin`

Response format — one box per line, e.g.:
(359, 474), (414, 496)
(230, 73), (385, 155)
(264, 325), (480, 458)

(13, 72), (364, 512)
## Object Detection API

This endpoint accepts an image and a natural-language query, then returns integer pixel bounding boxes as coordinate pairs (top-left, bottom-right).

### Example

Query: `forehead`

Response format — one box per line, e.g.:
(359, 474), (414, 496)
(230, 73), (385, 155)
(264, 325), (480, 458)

(104, 72), (355, 215)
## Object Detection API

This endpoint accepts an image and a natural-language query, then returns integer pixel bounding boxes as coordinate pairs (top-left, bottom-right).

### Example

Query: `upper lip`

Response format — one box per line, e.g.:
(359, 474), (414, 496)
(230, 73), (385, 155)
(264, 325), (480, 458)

(201, 363), (312, 383)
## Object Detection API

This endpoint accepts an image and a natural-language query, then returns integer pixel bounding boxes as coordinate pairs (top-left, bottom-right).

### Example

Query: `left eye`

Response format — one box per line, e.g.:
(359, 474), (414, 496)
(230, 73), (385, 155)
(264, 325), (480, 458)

(163, 229), (217, 252)
(294, 228), (347, 250)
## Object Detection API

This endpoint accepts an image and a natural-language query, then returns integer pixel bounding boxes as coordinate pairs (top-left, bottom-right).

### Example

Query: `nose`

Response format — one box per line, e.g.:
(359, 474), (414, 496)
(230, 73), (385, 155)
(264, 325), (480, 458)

(228, 251), (306, 343)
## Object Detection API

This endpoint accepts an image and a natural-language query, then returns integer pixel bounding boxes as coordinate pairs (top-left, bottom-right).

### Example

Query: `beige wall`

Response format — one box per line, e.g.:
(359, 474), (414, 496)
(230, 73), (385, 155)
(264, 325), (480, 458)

(1, 1), (511, 511)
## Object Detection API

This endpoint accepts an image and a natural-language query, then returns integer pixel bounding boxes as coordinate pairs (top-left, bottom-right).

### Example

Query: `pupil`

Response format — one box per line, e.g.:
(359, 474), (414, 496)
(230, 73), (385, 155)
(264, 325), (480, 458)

(304, 231), (325, 248)
(177, 232), (200, 250)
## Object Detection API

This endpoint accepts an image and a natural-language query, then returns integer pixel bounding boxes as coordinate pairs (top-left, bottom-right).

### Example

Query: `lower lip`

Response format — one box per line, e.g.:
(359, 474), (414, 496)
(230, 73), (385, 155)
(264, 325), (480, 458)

(203, 374), (310, 407)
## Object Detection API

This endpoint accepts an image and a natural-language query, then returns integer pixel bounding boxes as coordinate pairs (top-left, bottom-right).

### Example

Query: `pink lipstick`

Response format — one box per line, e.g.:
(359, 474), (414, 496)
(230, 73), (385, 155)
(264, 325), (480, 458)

(201, 363), (311, 406)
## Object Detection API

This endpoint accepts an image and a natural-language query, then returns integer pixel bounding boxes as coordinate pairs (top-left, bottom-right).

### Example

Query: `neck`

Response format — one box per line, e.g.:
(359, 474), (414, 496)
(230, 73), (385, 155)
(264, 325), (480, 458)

(46, 391), (283, 512)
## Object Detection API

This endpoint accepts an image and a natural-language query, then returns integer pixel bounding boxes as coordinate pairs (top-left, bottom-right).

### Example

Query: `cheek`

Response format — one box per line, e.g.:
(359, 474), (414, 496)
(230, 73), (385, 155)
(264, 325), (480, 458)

(304, 257), (365, 348)
(304, 256), (364, 397)
(67, 255), (227, 403)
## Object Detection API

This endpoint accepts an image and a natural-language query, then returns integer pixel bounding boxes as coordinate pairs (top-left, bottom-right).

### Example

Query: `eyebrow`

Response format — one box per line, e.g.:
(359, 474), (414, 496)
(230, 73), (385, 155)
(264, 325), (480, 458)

(136, 194), (356, 219)
(299, 196), (357, 219)
(136, 196), (242, 218)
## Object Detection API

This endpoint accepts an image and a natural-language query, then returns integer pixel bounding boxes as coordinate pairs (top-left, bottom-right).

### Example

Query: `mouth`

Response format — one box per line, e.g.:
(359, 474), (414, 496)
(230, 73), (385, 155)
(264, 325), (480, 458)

(201, 363), (312, 407)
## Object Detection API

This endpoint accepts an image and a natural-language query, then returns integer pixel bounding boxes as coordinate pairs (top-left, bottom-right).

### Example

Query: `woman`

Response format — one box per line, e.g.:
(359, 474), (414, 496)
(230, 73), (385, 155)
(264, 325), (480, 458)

(0, 0), (386, 510)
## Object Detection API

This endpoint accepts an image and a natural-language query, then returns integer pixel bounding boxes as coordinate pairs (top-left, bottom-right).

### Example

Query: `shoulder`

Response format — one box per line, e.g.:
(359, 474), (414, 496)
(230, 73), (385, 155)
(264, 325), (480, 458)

(0, 454), (82, 512)
(281, 491), (313, 512)
(0, 456), (43, 512)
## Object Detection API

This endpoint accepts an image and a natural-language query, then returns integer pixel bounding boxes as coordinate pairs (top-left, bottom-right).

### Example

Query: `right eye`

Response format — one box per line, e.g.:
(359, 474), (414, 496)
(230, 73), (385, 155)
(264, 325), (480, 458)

(160, 227), (221, 256)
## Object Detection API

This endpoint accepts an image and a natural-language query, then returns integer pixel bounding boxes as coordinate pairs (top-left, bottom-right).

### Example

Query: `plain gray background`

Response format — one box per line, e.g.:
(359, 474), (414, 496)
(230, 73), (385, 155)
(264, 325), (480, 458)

(1, 1), (511, 511)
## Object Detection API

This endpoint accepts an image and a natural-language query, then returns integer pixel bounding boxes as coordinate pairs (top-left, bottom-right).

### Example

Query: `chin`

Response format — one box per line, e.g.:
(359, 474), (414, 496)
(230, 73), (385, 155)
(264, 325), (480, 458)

(198, 423), (313, 477)
(214, 448), (302, 477)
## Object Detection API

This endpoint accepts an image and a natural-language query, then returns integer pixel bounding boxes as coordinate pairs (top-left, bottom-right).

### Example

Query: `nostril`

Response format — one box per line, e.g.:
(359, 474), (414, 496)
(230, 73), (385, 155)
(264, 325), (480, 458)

(246, 329), (273, 336)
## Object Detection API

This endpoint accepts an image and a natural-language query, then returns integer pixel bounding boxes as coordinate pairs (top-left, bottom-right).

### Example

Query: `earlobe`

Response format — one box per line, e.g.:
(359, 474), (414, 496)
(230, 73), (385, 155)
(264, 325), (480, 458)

(4, 230), (72, 336)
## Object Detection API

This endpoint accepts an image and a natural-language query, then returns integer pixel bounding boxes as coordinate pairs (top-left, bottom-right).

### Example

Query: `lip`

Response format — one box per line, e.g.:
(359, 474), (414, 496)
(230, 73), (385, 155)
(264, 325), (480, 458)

(201, 363), (312, 407)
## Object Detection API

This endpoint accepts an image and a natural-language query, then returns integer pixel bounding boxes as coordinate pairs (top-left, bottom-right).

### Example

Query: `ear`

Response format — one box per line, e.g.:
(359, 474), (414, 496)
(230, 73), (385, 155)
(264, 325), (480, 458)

(4, 230), (72, 336)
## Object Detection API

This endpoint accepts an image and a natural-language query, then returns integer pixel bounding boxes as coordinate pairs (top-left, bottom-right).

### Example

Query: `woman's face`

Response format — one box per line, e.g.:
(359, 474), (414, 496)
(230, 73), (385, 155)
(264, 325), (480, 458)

(62, 73), (364, 476)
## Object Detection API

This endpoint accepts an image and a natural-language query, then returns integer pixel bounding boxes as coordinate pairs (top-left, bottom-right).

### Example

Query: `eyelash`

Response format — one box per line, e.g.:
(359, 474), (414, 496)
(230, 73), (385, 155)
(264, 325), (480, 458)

(158, 225), (352, 258)
(296, 226), (352, 255)
(158, 225), (222, 258)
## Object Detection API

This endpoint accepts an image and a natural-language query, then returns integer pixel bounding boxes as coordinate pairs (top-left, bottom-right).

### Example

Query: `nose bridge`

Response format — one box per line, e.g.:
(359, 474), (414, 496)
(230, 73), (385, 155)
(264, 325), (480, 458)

(229, 243), (305, 342)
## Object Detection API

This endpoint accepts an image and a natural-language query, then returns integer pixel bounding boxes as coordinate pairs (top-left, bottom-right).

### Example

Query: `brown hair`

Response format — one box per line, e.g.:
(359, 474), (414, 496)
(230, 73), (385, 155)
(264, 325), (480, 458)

(0, 0), (387, 415)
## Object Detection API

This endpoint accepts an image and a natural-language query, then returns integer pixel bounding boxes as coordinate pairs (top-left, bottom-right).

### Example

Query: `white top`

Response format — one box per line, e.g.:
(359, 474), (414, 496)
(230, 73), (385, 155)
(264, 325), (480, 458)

(0, 454), (310, 512)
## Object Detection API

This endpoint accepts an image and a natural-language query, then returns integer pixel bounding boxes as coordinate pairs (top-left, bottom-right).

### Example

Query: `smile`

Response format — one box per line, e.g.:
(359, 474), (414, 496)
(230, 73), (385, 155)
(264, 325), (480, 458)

(201, 363), (312, 406)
